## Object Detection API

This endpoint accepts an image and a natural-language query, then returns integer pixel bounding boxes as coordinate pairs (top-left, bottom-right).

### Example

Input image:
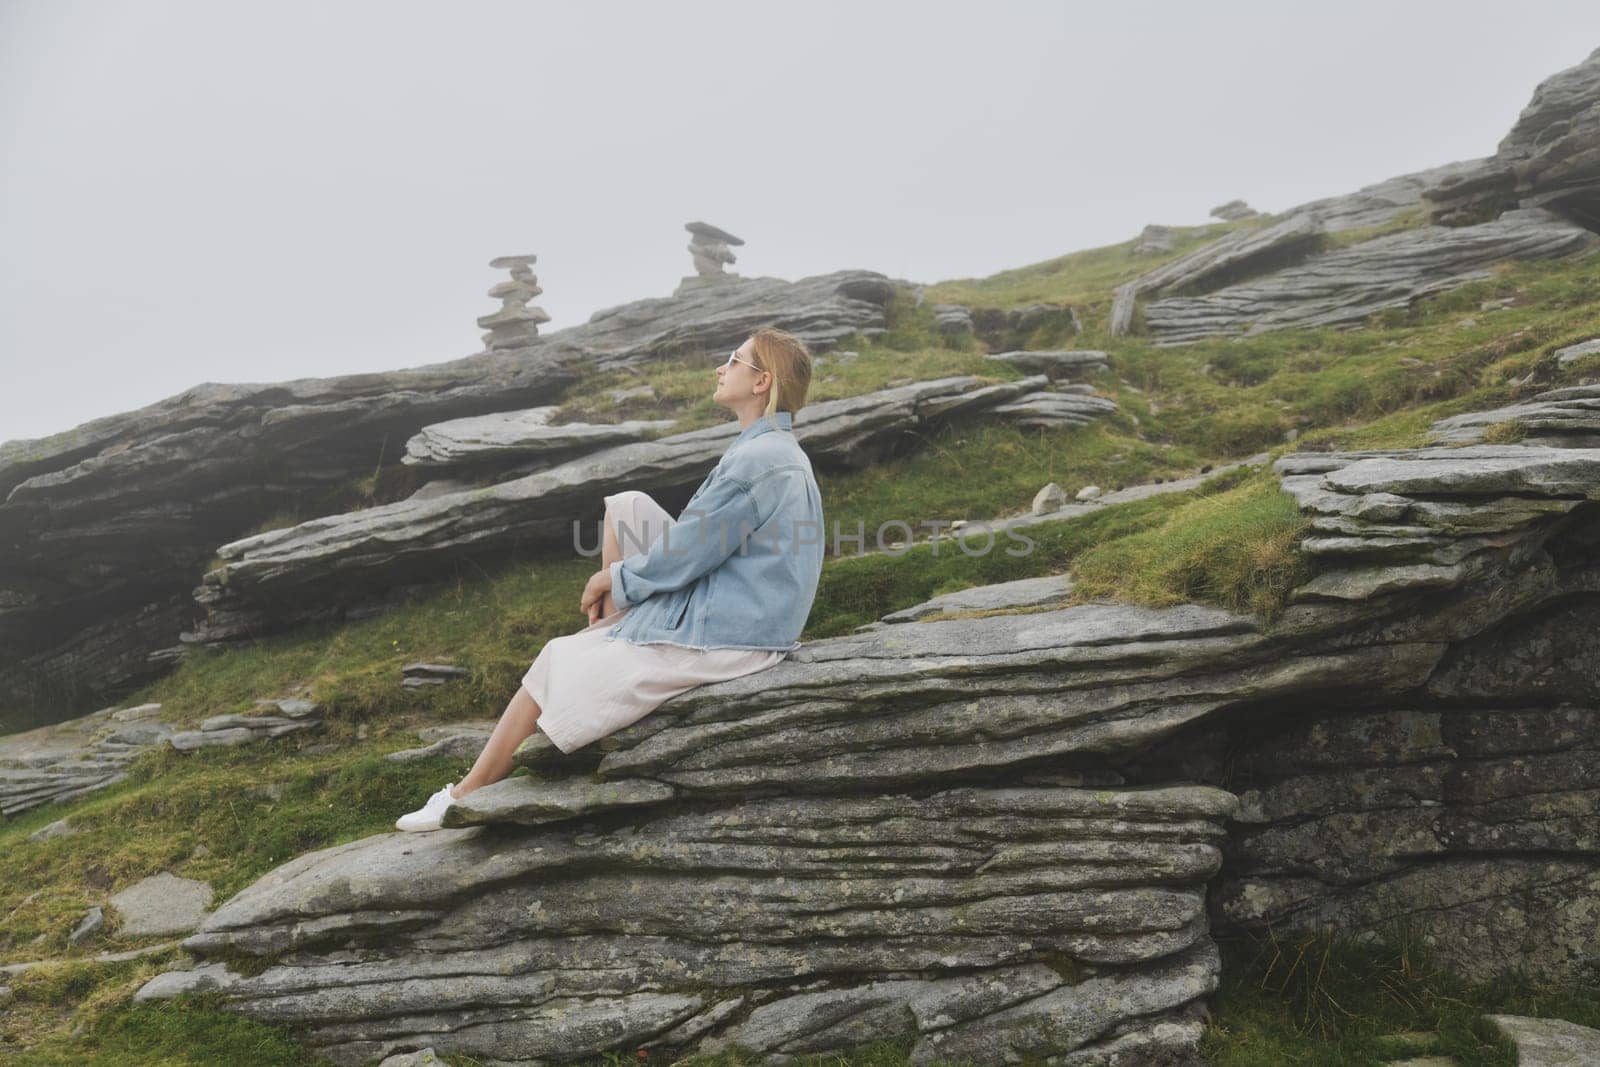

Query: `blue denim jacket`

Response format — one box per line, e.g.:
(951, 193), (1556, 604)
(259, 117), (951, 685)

(606, 409), (824, 652)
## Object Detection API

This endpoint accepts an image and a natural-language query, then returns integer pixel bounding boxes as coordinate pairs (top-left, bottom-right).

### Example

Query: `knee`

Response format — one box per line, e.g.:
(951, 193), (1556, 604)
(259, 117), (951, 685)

(604, 490), (646, 515)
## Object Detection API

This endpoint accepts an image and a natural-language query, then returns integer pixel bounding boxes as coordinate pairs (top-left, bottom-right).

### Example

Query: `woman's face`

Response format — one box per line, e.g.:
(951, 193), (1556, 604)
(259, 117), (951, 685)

(714, 338), (761, 405)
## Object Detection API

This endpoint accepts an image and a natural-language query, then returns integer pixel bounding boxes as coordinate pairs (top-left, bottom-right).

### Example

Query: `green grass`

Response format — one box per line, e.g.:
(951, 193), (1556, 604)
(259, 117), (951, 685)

(1202, 922), (1600, 1066)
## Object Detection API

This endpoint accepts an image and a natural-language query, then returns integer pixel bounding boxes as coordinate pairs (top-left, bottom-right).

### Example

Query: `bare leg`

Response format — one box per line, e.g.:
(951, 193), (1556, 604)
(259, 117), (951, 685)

(453, 685), (543, 799)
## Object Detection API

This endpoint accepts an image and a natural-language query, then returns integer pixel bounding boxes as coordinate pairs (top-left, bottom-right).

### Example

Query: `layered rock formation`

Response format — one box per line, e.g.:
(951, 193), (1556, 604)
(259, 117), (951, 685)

(1427, 382), (1600, 447)
(187, 375), (1116, 643)
(1, 268), (895, 724)
(0, 702), (168, 817)
(1106, 50), (1600, 344)
(134, 391), (1600, 1062)
(1423, 45), (1600, 227)
(1129, 207), (1596, 344)
(400, 406), (678, 472)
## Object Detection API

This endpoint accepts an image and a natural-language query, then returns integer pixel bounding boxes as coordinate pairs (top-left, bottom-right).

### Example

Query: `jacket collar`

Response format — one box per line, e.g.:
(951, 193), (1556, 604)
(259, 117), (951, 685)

(733, 409), (792, 447)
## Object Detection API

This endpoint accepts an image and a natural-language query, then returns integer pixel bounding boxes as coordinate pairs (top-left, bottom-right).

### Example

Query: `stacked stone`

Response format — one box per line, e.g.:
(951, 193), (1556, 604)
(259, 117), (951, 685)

(478, 255), (550, 350)
(1210, 199), (1260, 221)
(685, 221), (743, 278)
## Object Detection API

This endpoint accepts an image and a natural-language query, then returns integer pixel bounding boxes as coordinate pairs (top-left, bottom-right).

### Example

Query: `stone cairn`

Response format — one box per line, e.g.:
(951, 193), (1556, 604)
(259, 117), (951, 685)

(478, 254), (550, 350)
(685, 221), (743, 278)
(1209, 199), (1260, 221)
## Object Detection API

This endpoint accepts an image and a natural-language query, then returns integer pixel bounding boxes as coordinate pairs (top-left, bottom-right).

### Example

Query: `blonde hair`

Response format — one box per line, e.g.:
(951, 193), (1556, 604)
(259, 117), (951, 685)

(746, 326), (813, 427)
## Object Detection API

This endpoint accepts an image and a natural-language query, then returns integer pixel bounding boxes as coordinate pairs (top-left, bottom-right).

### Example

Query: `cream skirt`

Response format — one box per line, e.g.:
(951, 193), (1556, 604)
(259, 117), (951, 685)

(522, 489), (789, 754)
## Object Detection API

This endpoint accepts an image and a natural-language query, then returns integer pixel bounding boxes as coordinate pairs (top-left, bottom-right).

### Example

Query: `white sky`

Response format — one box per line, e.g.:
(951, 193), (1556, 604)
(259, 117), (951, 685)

(3, 0), (1598, 444)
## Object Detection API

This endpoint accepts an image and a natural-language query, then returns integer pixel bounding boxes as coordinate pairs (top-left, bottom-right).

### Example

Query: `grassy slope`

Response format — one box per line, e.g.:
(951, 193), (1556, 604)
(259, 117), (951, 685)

(5, 217), (1600, 1064)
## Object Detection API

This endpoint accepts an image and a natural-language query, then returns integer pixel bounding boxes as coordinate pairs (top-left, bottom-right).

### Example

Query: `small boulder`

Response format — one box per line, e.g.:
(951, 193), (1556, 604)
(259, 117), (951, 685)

(107, 872), (214, 937)
(68, 906), (104, 947)
(1032, 483), (1067, 515)
(29, 818), (79, 842)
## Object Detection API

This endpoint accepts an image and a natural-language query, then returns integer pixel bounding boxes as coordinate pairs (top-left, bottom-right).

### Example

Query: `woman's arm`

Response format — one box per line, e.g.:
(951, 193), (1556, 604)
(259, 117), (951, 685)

(608, 471), (761, 610)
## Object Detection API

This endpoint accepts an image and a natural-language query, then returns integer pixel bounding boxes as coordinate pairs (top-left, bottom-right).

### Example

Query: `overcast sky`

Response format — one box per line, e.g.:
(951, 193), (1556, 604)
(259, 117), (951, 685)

(3, 2), (1598, 445)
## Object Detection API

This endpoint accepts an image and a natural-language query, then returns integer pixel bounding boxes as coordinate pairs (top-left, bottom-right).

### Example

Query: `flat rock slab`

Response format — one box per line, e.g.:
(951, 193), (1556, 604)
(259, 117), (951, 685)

(108, 871), (214, 936)
(386, 720), (498, 762)
(859, 574), (1077, 629)
(441, 775), (678, 827)
(403, 406), (678, 468)
(1484, 1013), (1600, 1066)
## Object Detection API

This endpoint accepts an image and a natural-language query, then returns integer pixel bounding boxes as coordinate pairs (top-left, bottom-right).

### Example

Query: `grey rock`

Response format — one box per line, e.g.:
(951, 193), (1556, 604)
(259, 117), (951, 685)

(1076, 485), (1102, 501)
(1288, 158), (1489, 233)
(968, 304), (1082, 346)
(479, 254), (550, 350)
(405, 478), (472, 502)
(140, 784), (1233, 1064)
(911, 453), (1273, 554)
(1556, 338), (1600, 366)
(607, 384), (657, 404)
(69, 905), (104, 946)
(377, 1050), (446, 1067)
(1032, 483), (1067, 515)
(0, 702), (170, 817)
(988, 390), (1119, 429)
(169, 699), (323, 752)
(1483, 1014), (1600, 1066)
(3, 939), (183, 978)
(700, 942), (1217, 1065)
(400, 663), (471, 690)
(1111, 211), (1324, 335)
(385, 720), (497, 763)
(984, 349), (1109, 379)
(108, 872), (214, 937)
(686, 220), (744, 280)
(858, 573), (1076, 629)
(1142, 208), (1597, 345)
(1134, 223), (1176, 254)
(402, 406), (677, 469)
(930, 303), (973, 334)
(1428, 384), (1600, 447)
(1210, 199), (1260, 220)
(29, 817), (79, 841)
(440, 776), (679, 827)
(1424, 45), (1600, 225)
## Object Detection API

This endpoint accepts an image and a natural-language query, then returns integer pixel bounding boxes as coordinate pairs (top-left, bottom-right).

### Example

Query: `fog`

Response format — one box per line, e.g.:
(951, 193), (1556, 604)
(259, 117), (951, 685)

(3, 0), (1597, 442)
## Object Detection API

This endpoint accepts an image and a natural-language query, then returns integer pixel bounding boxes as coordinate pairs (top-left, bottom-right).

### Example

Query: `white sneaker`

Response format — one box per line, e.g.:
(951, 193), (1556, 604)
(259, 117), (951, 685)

(395, 782), (460, 832)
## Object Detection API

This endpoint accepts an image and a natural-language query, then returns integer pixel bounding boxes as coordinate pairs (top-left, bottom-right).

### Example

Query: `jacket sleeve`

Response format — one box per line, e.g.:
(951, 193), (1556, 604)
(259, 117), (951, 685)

(608, 469), (761, 610)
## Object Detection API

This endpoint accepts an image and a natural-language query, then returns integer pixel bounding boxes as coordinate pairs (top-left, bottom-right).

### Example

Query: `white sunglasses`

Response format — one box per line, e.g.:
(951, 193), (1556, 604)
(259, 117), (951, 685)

(723, 348), (764, 373)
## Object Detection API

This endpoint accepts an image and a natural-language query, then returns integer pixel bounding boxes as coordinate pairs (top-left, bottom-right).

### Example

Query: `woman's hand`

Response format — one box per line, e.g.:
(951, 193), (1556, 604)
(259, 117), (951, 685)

(580, 567), (613, 626)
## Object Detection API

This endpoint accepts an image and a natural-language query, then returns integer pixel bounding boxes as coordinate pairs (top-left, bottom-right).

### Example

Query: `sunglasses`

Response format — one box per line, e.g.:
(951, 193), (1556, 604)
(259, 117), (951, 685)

(723, 348), (764, 373)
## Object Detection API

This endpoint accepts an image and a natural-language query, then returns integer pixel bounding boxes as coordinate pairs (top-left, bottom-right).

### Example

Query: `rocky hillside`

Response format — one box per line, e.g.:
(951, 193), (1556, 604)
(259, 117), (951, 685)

(3, 42), (1600, 1067)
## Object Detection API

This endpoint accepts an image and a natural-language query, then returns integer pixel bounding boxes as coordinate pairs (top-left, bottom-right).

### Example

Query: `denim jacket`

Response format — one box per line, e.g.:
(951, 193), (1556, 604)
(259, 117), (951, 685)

(606, 409), (824, 653)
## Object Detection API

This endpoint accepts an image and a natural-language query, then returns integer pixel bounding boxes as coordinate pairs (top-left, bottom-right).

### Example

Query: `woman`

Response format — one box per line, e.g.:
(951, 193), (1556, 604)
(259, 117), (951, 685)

(396, 326), (825, 831)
